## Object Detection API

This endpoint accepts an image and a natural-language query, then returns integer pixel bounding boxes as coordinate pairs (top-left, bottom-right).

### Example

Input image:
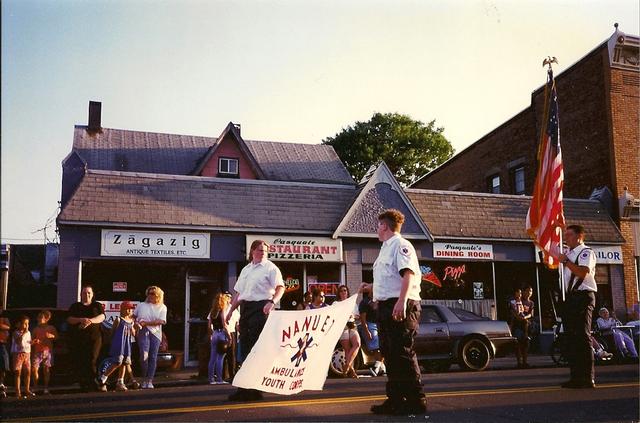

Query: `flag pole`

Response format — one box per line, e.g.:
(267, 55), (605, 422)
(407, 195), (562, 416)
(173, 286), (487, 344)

(542, 56), (565, 304)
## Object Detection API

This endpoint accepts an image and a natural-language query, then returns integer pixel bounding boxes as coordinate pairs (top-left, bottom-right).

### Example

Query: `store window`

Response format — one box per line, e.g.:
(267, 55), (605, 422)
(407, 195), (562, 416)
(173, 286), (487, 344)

(513, 166), (526, 195)
(494, 262), (538, 323)
(595, 265), (612, 312)
(419, 261), (493, 301)
(278, 262), (304, 310)
(82, 260), (225, 350)
(306, 262), (341, 305)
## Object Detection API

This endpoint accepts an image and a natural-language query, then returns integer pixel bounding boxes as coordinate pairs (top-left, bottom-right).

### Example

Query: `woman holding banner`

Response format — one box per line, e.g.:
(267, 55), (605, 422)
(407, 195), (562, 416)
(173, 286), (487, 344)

(226, 240), (284, 402)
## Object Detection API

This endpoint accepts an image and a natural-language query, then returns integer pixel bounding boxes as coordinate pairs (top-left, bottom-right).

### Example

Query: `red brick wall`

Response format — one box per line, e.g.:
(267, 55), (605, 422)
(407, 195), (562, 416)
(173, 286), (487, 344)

(413, 108), (538, 195)
(608, 60), (640, 310)
(200, 136), (258, 179)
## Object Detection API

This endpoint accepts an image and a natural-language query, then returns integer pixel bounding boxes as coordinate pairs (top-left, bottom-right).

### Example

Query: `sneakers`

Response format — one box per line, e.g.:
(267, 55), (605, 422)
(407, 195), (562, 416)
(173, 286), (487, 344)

(140, 380), (154, 389)
(115, 382), (128, 391)
(95, 378), (108, 392)
(146, 382), (154, 389)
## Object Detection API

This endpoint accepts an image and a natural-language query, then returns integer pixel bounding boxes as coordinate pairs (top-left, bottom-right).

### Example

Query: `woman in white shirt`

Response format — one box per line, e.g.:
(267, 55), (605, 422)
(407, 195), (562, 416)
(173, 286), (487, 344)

(134, 286), (167, 389)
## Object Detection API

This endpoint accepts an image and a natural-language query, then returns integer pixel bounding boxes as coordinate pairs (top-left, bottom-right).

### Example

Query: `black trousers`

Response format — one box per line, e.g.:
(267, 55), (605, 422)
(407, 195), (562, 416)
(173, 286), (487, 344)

(378, 298), (424, 404)
(239, 300), (269, 363)
(563, 290), (595, 382)
(71, 333), (102, 387)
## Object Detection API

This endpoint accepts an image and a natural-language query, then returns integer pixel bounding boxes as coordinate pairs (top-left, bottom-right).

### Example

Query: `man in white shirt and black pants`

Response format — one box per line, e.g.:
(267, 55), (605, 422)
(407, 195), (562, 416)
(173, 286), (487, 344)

(361, 209), (426, 415)
(226, 239), (285, 401)
(558, 224), (597, 389)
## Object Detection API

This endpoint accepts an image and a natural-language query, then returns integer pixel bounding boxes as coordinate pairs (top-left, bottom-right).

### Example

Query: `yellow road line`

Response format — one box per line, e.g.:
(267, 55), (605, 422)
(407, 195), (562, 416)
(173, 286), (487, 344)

(6, 382), (638, 422)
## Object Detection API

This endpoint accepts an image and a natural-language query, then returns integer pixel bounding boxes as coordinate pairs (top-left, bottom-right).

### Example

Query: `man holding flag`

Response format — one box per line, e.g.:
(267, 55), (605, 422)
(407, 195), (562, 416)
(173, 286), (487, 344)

(526, 66), (597, 389)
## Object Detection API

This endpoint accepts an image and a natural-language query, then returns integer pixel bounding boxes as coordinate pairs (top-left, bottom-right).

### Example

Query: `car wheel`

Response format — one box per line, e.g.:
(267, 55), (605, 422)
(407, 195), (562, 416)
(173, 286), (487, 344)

(329, 346), (346, 376)
(459, 338), (490, 371)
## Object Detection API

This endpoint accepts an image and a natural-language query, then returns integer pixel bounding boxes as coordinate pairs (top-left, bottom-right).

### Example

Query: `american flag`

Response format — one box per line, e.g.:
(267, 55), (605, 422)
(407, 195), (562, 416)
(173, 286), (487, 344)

(526, 69), (565, 269)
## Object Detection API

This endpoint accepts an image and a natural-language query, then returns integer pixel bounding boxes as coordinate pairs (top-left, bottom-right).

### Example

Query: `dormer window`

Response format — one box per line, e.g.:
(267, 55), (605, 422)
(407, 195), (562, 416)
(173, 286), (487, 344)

(218, 157), (239, 177)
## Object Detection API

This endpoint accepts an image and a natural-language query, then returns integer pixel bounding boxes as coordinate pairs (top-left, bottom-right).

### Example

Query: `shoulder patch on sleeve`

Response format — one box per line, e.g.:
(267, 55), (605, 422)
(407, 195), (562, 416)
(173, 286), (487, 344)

(580, 250), (590, 259)
(400, 245), (412, 257)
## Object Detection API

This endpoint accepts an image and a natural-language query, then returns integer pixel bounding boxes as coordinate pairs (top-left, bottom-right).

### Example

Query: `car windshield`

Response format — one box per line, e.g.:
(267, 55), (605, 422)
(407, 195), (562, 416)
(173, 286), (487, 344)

(450, 308), (487, 321)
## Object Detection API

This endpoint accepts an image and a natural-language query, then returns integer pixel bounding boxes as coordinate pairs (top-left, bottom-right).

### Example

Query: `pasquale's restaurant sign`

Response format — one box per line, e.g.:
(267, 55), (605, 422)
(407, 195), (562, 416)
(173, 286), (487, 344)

(246, 235), (343, 262)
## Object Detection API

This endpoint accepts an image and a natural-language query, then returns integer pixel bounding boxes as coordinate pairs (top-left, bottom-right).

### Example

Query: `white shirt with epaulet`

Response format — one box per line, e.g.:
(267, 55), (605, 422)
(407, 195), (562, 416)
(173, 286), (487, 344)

(562, 243), (597, 293)
(234, 259), (284, 302)
(372, 233), (422, 301)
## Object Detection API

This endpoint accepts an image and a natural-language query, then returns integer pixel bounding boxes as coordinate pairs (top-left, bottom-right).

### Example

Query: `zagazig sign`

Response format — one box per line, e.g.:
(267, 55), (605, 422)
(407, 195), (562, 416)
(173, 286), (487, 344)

(246, 235), (343, 262)
(101, 230), (210, 259)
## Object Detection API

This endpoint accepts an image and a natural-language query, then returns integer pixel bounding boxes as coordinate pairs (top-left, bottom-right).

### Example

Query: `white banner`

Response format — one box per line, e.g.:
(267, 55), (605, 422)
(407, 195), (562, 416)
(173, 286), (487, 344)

(433, 242), (494, 260)
(232, 294), (357, 395)
(246, 235), (343, 262)
(101, 230), (210, 258)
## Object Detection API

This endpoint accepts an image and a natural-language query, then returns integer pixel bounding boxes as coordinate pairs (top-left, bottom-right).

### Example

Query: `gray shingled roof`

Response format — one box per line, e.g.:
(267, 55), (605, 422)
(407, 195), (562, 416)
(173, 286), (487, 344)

(71, 126), (354, 184)
(58, 170), (356, 232)
(244, 140), (353, 184)
(406, 189), (625, 243)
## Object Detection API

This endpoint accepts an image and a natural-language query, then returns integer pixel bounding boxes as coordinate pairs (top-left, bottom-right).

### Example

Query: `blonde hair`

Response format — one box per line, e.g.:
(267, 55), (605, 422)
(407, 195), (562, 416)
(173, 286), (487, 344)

(209, 292), (229, 320)
(145, 285), (165, 304)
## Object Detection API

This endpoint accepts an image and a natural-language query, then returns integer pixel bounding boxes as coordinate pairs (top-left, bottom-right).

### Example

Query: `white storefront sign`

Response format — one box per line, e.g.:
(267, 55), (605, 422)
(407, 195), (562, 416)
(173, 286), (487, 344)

(101, 230), (210, 259)
(592, 245), (624, 264)
(433, 242), (494, 260)
(534, 245), (623, 264)
(246, 235), (343, 262)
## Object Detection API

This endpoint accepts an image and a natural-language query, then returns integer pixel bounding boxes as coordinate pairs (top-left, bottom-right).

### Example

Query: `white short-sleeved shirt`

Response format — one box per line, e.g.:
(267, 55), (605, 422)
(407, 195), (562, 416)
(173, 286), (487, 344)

(11, 330), (31, 354)
(562, 243), (597, 293)
(373, 233), (422, 301)
(234, 259), (284, 302)
(135, 302), (167, 340)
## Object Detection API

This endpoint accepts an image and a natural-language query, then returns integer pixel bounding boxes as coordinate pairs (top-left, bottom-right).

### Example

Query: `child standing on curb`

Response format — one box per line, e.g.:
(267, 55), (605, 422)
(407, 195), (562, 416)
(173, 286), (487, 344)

(11, 315), (34, 398)
(96, 301), (138, 392)
(31, 310), (58, 395)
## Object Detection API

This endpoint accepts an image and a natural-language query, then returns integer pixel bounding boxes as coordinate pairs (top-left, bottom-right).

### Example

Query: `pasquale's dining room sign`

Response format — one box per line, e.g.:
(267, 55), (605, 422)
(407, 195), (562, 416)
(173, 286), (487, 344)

(246, 235), (343, 262)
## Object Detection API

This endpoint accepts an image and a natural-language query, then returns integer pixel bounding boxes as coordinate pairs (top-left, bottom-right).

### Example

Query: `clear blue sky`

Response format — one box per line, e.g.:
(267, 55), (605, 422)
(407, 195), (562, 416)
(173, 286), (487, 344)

(2, 0), (638, 243)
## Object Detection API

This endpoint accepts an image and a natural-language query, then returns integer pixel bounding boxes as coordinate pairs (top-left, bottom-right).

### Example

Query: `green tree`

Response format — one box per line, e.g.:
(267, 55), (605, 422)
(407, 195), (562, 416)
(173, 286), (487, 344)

(323, 112), (454, 186)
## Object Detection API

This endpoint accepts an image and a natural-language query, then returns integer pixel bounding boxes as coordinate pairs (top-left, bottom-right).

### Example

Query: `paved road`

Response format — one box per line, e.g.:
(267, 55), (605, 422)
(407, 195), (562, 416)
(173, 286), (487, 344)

(2, 364), (638, 422)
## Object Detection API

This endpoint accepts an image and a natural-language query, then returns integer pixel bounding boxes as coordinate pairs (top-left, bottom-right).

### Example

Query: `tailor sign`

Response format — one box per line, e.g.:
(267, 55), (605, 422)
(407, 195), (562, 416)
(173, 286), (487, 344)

(433, 243), (494, 260)
(101, 230), (210, 259)
(246, 235), (343, 262)
(534, 245), (623, 264)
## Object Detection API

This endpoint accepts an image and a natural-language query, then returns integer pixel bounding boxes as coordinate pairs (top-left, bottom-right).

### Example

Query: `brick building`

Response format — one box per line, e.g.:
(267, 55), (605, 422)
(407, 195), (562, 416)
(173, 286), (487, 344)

(413, 26), (639, 315)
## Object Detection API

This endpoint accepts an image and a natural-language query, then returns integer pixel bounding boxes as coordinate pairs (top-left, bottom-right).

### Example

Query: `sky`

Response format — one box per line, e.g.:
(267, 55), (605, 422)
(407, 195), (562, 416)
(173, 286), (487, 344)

(1, 0), (638, 244)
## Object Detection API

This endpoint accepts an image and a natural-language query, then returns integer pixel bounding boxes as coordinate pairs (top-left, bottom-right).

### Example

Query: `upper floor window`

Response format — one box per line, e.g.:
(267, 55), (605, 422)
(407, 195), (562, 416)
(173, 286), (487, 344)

(513, 166), (525, 195)
(488, 174), (500, 194)
(218, 157), (239, 176)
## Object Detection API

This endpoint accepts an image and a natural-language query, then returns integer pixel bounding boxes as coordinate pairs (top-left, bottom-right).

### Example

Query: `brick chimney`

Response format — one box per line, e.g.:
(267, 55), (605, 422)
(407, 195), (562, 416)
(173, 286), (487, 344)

(88, 101), (102, 131)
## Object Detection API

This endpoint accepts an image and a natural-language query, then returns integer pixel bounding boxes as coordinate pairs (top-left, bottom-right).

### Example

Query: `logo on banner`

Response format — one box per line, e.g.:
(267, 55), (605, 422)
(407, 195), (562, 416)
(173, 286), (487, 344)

(290, 334), (315, 366)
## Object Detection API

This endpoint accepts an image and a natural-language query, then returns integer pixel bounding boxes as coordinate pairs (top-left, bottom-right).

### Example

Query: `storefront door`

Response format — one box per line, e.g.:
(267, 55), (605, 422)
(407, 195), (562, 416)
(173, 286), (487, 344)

(185, 276), (216, 367)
